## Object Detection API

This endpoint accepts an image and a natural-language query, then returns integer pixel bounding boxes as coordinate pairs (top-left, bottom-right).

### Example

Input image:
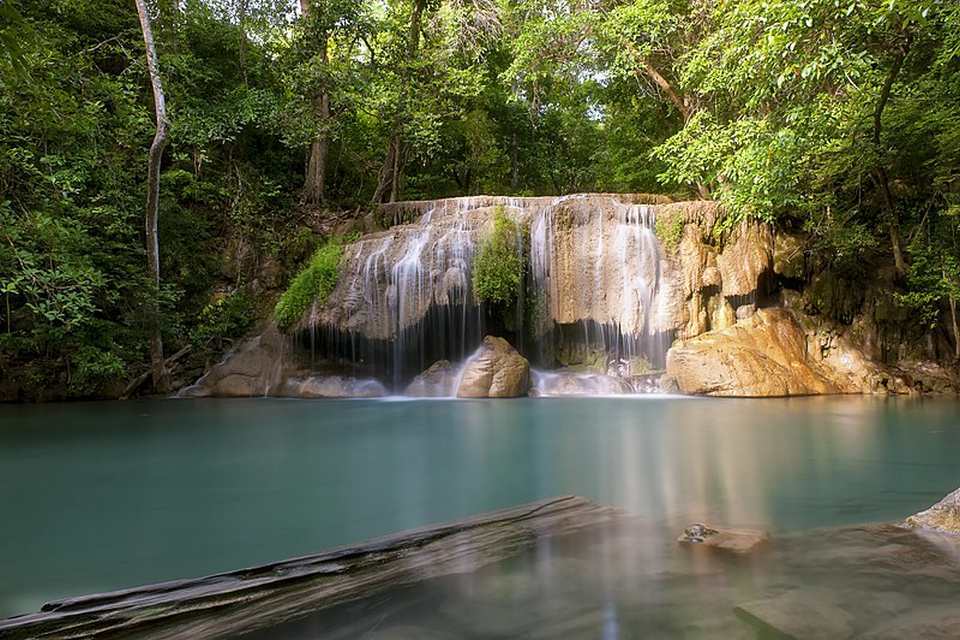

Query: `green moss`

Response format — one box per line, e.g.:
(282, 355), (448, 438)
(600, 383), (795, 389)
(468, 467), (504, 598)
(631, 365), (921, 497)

(274, 239), (344, 330)
(655, 214), (685, 252)
(473, 206), (526, 304)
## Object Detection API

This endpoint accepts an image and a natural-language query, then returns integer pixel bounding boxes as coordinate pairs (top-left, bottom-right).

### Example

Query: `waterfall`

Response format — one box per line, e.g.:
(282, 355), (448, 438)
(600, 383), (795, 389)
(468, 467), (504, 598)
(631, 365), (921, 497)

(308, 195), (677, 390)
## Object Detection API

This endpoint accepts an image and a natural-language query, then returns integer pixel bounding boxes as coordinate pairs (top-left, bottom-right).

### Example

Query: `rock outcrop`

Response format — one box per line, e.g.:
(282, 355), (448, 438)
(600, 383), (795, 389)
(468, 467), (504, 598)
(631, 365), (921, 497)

(663, 307), (919, 397)
(664, 308), (841, 396)
(180, 325), (385, 399)
(456, 336), (530, 398)
(404, 360), (459, 397)
(677, 523), (769, 554)
(181, 325), (288, 397)
(903, 488), (960, 535)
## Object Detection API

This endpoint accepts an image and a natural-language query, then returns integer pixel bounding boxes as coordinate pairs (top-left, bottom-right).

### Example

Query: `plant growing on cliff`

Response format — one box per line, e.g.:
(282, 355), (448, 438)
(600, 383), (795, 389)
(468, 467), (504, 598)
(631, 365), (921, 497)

(274, 240), (344, 330)
(473, 207), (526, 305)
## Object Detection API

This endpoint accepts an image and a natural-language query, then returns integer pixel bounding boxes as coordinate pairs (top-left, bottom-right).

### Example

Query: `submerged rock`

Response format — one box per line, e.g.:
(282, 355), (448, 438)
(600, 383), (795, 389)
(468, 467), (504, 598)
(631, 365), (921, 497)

(678, 523), (769, 554)
(456, 336), (530, 398)
(405, 360), (459, 397)
(275, 375), (386, 399)
(735, 591), (855, 639)
(858, 606), (960, 639)
(903, 487), (960, 535)
(530, 369), (635, 396)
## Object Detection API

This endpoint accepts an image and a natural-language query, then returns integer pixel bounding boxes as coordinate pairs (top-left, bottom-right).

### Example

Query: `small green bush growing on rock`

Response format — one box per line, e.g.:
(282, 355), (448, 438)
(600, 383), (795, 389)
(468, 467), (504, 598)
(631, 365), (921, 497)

(473, 207), (526, 304)
(274, 240), (344, 329)
(655, 214), (685, 252)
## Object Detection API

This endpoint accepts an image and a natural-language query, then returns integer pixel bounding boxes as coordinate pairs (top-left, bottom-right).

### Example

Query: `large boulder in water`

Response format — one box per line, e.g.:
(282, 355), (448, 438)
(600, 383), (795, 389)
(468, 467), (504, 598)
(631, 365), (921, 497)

(456, 336), (530, 398)
(405, 360), (459, 397)
(664, 308), (841, 396)
(904, 488), (960, 535)
(180, 325), (286, 397)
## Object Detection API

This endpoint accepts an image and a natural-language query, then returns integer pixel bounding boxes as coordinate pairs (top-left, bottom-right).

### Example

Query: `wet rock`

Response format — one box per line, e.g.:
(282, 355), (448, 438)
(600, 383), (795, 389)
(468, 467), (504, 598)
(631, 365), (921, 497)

(858, 607), (960, 639)
(716, 221), (774, 298)
(180, 325), (286, 397)
(735, 303), (755, 320)
(734, 591), (855, 639)
(531, 370), (634, 396)
(276, 375), (386, 399)
(456, 336), (530, 398)
(904, 487), (960, 535)
(678, 523), (768, 554)
(665, 308), (841, 397)
(405, 360), (459, 397)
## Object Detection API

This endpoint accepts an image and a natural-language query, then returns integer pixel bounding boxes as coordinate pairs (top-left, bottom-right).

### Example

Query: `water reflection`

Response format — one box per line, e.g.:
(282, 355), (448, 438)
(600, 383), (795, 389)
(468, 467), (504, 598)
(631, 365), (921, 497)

(0, 396), (959, 622)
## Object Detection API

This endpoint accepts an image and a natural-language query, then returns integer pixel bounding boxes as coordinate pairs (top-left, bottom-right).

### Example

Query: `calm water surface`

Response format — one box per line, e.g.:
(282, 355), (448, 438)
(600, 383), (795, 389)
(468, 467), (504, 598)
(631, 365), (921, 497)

(1, 396), (959, 632)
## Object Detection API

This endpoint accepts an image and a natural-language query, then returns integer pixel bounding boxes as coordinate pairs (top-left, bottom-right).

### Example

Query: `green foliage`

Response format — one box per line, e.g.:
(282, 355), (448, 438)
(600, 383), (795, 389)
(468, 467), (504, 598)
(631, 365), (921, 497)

(274, 240), (344, 329)
(473, 207), (526, 304)
(191, 291), (255, 347)
(70, 346), (126, 397)
(654, 214), (685, 252)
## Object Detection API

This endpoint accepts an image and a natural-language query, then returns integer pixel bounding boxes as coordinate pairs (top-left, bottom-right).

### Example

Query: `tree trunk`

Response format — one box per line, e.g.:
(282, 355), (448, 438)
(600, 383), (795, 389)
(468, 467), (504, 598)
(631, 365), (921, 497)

(301, 0), (329, 204)
(510, 131), (519, 191)
(872, 35), (911, 280)
(135, 0), (169, 392)
(372, 0), (426, 204)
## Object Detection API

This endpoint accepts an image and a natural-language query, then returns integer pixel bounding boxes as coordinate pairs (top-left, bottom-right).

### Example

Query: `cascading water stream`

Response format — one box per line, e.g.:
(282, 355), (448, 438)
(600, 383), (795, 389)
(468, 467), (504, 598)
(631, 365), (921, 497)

(308, 195), (676, 392)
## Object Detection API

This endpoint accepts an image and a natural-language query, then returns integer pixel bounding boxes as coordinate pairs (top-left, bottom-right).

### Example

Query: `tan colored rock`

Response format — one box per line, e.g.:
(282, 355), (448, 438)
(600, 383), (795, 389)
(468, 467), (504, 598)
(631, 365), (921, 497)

(665, 308), (840, 396)
(275, 375), (386, 398)
(456, 336), (530, 398)
(709, 296), (736, 331)
(735, 591), (855, 639)
(903, 487), (960, 535)
(774, 231), (806, 279)
(405, 360), (459, 397)
(716, 221), (774, 297)
(180, 325), (287, 397)
(677, 523), (769, 554)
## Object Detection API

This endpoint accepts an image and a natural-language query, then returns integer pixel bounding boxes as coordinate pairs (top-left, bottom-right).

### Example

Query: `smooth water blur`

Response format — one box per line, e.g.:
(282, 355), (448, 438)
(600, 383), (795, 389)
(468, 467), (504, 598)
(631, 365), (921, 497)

(1, 396), (959, 622)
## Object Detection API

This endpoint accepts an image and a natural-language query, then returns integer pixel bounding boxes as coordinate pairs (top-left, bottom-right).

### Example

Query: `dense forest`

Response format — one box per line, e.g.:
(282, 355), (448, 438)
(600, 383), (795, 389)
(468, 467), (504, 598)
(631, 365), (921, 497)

(1, 0), (958, 400)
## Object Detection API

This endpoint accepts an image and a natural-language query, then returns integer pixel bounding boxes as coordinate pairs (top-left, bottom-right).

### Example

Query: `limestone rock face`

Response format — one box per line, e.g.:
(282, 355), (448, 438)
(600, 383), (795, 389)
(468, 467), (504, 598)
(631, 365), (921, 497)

(456, 336), (530, 398)
(715, 221), (774, 297)
(904, 488), (960, 535)
(405, 360), (459, 397)
(665, 308), (841, 397)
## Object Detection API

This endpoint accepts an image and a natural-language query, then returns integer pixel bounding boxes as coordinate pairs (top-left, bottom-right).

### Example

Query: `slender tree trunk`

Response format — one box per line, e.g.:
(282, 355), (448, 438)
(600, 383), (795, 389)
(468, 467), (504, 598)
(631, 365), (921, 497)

(510, 132), (519, 191)
(372, 0), (426, 204)
(872, 35), (911, 280)
(301, 0), (329, 204)
(135, 0), (169, 392)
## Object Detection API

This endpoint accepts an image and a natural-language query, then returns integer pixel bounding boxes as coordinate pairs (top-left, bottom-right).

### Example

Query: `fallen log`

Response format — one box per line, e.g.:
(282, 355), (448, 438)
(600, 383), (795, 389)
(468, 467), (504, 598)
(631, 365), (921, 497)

(0, 495), (620, 640)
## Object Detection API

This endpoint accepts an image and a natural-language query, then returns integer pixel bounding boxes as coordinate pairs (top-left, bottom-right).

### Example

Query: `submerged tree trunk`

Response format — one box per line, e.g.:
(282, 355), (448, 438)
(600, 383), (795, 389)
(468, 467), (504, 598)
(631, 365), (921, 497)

(135, 0), (169, 391)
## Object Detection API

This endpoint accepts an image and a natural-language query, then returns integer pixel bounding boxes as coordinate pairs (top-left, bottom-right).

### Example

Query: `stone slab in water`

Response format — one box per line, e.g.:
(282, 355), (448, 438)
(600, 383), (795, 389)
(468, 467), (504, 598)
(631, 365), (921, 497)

(677, 523), (769, 554)
(734, 591), (855, 639)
